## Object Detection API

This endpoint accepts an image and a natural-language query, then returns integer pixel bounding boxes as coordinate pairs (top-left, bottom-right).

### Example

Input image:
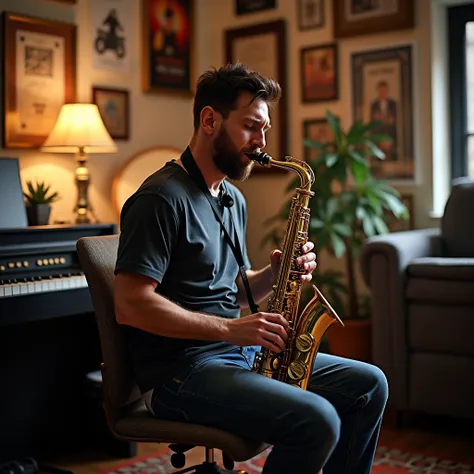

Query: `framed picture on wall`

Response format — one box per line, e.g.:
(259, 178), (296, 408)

(301, 43), (338, 103)
(235, 0), (277, 15)
(302, 118), (335, 162)
(1, 12), (76, 148)
(225, 20), (287, 174)
(90, 0), (134, 74)
(92, 86), (130, 140)
(333, 0), (414, 38)
(141, 0), (194, 95)
(351, 44), (415, 183)
(298, 0), (325, 30)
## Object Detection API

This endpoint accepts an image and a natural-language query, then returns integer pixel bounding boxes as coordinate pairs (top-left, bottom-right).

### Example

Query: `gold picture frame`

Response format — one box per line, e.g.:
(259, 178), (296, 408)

(1, 12), (76, 148)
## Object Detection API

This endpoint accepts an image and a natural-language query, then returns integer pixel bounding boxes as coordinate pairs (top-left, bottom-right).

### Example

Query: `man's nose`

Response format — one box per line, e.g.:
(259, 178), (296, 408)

(252, 130), (266, 150)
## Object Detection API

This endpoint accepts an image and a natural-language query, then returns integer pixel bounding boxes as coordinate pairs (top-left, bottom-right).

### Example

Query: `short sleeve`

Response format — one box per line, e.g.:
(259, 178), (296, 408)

(115, 194), (179, 283)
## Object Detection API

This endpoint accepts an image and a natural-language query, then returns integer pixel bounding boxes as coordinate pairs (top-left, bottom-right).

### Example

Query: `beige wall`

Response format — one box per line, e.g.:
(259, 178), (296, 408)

(0, 0), (214, 225)
(0, 0), (456, 272)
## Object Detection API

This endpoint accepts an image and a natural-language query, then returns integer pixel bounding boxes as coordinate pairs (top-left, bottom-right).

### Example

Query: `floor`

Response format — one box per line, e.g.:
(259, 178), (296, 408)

(54, 411), (474, 474)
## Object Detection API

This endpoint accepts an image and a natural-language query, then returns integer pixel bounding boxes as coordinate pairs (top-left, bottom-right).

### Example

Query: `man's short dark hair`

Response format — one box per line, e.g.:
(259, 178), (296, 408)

(377, 80), (388, 89)
(193, 62), (281, 132)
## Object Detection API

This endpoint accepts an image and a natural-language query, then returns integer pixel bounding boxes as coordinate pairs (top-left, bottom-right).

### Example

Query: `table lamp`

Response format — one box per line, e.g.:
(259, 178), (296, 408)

(41, 103), (117, 224)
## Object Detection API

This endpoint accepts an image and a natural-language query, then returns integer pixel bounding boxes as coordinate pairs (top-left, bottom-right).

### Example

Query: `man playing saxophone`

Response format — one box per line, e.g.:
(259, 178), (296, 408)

(114, 63), (388, 474)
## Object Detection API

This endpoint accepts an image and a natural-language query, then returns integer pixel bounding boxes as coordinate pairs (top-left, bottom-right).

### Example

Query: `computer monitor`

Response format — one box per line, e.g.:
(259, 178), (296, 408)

(0, 157), (28, 229)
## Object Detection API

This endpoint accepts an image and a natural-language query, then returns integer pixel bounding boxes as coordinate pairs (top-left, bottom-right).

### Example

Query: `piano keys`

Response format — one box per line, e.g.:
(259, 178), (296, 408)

(0, 223), (116, 326)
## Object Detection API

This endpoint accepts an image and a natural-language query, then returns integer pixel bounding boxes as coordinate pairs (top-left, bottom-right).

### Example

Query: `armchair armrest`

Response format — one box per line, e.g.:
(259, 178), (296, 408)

(359, 228), (441, 410)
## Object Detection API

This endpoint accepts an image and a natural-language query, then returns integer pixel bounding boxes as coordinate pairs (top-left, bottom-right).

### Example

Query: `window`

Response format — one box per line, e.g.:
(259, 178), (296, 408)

(449, 3), (474, 179)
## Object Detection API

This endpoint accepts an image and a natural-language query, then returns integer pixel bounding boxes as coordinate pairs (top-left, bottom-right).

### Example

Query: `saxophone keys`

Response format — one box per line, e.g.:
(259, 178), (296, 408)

(295, 333), (314, 353)
(288, 360), (306, 381)
(270, 356), (281, 371)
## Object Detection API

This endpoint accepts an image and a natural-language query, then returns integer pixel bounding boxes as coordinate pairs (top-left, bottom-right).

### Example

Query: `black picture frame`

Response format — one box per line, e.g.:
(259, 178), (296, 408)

(92, 86), (130, 140)
(235, 0), (277, 15)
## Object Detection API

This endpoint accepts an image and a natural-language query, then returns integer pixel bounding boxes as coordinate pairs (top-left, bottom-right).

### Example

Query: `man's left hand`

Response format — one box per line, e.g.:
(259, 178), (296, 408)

(270, 241), (317, 284)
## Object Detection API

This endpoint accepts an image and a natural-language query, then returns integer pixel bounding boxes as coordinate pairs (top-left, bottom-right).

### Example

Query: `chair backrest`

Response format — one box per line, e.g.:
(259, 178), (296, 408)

(76, 235), (141, 417)
(441, 178), (474, 257)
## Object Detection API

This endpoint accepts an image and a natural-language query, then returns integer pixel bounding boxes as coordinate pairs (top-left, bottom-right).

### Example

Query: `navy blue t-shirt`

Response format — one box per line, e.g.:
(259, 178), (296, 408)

(115, 159), (251, 393)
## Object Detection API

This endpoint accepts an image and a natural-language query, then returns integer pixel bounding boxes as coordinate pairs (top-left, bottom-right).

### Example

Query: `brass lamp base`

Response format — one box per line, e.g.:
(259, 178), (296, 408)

(74, 154), (95, 224)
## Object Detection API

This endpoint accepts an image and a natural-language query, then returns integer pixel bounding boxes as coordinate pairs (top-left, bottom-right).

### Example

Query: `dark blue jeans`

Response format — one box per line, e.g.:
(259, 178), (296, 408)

(151, 346), (388, 474)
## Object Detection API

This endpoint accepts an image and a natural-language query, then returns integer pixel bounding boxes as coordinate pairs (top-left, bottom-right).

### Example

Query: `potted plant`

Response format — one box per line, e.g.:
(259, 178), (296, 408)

(263, 110), (409, 361)
(23, 180), (60, 226)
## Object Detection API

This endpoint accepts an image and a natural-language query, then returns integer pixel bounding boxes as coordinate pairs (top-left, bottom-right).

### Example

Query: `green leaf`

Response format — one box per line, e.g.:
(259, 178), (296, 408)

(325, 153), (339, 167)
(310, 217), (325, 229)
(303, 138), (326, 151)
(333, 223), (352, 237)
(350, 159), (370, 186)
(348, 149), (367, 165)
(365, 141), (386, 160)
(384, 193), (408, 218)
(326, 198), (338, 218)
(330, 232), (346, 257)
(372, 215), (389, 234)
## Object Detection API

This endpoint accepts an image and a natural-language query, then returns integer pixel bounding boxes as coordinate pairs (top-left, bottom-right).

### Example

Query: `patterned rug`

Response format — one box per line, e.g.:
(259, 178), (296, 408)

(100, 445), (474, 474)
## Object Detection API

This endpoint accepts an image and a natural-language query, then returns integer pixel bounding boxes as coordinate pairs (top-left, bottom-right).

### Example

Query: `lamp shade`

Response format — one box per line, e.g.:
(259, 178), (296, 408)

(41, 103), (117, 154)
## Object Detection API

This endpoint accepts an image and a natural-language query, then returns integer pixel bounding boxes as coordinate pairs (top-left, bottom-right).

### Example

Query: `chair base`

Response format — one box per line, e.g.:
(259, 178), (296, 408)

(173, 462), (247, 474)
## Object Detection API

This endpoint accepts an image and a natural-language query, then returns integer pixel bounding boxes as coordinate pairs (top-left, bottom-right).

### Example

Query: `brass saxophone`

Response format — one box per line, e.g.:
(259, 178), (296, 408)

(246, 152), (344, 390)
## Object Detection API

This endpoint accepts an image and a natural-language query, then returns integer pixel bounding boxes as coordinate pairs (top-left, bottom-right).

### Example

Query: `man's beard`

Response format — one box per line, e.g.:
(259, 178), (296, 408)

(212, 125), (255, 181)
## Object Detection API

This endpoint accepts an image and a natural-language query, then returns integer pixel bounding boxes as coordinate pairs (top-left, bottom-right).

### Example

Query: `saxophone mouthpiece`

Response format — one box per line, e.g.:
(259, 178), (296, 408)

(245, 151), (272, 166)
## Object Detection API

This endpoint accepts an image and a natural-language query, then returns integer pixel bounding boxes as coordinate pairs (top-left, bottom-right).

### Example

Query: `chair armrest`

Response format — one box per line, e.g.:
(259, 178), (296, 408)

(359, 228), (441, 410)
(360, 228), (441, 286)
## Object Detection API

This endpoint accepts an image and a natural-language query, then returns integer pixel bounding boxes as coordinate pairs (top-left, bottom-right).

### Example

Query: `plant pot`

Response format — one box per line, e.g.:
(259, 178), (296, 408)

(326, 318), (372, 362)
(26, 204), (51, 226)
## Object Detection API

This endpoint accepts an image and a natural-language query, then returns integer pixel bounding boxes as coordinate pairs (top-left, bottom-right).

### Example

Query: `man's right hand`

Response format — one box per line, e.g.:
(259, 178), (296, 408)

(223, 313), (289, 353)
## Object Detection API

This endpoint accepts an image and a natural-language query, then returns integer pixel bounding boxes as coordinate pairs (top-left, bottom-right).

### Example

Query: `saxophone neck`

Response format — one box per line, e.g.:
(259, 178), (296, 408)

(246, 152), (315, 192)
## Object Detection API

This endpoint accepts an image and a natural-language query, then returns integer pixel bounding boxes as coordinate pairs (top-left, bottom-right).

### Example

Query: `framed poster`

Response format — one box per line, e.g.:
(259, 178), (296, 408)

(92, 86), (130, 140)
(298, 0), (325, 30)
(235, 0), (277, 15)
(301, 43), (338, 103)
(225, 20), (287, 174)
(1, 12), (76, 149)
(303, 117), (335, 162)
(333, 0), (414, 38)
(90, 0), (133, 74)
(351, 44), (415, 182)
(141, 0), (193, 95)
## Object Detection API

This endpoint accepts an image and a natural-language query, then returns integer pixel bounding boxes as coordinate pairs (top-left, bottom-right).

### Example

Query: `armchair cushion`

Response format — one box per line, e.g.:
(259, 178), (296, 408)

(405, 257), (474, 304)
(407, 257), (474, 280)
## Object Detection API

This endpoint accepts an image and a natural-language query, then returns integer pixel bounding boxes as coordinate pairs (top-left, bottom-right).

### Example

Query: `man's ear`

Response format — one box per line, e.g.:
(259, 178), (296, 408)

(200, 107), (222, 135)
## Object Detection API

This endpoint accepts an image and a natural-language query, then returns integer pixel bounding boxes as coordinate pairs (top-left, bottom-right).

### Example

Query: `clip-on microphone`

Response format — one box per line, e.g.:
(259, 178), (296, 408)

(221, 193), (234, 208)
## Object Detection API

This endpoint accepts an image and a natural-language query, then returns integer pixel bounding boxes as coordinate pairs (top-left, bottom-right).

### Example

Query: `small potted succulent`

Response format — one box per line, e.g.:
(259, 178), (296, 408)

(23, 180), (60, 226)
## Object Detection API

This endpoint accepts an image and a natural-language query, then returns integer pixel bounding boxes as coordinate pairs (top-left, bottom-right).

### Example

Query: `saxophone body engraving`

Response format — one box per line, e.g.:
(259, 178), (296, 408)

(246, 152), (344, 390)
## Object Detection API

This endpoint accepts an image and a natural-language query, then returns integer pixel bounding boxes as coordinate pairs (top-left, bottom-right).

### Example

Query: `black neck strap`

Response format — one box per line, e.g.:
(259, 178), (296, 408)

(180, 147), (259, 314)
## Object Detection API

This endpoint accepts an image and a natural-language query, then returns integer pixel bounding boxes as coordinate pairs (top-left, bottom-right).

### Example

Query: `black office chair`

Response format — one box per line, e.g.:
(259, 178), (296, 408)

(76, 234), (269, 473)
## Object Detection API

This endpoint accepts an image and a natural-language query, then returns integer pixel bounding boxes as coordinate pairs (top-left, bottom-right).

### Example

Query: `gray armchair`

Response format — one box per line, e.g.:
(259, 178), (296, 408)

(360, 180), (474, 420)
